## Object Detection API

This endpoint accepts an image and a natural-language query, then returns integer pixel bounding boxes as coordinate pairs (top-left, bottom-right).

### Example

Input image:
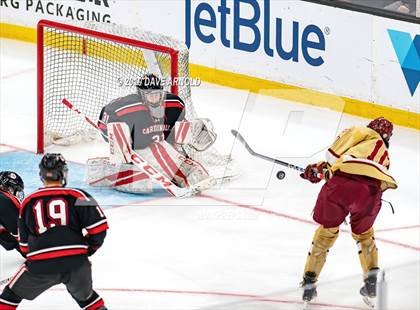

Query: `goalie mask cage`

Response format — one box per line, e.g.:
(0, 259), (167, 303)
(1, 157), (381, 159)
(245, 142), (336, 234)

(37, 19), (231, 168)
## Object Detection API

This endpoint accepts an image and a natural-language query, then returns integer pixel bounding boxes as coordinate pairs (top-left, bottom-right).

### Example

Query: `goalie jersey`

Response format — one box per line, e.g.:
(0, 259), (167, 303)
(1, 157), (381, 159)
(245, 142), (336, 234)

(98, 93), (186, 150)
(19, 187), (108, 274)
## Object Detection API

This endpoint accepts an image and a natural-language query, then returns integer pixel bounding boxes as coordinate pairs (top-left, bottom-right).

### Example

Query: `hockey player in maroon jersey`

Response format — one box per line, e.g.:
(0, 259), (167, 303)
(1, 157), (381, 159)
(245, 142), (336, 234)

(0, 154), (108, 310)
(0, 171), (24, 256)
(88, 73), (216, 194)
(299, 117), (397, 306)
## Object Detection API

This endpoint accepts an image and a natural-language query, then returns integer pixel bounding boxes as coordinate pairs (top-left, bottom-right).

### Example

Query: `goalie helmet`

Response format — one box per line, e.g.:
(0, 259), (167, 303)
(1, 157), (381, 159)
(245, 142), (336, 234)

(0, 171), (24, 201)
(39, 153), (68, 186)
(136, 73), (166, 119)
(367, 117), (393, 143)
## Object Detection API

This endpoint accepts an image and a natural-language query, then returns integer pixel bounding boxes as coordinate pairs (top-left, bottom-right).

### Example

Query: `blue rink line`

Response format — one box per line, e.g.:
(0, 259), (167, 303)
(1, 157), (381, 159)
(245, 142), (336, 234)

(0, 151), (168, 208)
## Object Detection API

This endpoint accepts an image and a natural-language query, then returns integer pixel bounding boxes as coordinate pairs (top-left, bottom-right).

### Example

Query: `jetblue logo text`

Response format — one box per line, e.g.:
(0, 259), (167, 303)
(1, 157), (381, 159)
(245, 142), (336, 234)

(185, 0), (326, 67)
(388, 29), (420, 96)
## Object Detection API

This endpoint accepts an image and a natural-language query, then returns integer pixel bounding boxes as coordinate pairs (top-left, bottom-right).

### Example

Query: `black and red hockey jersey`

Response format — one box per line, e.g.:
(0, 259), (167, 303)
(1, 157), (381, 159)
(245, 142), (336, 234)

(19, 187), (108, 274)
(98, 92), (186, 149)
(0, 190), (20, 250)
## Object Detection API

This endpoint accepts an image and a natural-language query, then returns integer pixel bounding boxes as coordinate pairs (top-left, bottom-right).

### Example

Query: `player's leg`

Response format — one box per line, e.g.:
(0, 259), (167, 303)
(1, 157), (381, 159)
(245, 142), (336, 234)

(301, 174), (349, 301)
(352, 228), (379, 297)
(303, 226), (340, 280)
(0, 264), (61, 308)
(301, 225), (340, 302)
(348, 179), (382, 300)
(306, 175), (349, 278)
(65, 260), (107, 310)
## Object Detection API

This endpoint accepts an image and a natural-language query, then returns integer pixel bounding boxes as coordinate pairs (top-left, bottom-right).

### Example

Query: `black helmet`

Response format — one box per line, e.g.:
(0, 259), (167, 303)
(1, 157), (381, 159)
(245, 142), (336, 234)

(0, 171), (24, 201)
(39, 153), (68, 186)
(136, 73), (163, 91)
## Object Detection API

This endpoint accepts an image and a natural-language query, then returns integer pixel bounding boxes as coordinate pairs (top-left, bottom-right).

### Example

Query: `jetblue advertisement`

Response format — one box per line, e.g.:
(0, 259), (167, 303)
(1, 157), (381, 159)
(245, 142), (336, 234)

(185, 0), (326, 67)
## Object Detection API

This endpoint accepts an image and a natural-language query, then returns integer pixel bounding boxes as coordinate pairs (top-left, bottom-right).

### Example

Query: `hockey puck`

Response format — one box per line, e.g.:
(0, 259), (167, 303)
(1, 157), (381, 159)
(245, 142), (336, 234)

(276, 171), (286, 180)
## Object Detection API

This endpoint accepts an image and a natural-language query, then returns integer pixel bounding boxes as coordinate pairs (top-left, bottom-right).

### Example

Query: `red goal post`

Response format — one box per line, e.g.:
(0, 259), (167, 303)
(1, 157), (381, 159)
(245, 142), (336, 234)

(37, 19), (181, 153)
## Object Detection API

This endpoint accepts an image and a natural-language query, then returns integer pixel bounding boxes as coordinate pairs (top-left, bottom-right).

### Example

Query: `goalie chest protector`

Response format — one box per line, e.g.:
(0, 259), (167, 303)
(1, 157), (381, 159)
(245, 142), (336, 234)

(98, 93), (186, 149)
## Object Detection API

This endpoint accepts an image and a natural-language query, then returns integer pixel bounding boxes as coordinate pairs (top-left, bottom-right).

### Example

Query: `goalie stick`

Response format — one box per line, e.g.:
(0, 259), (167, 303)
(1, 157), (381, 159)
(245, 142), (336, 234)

(231, 129), (323, 178)
(62, 99), (193, 198)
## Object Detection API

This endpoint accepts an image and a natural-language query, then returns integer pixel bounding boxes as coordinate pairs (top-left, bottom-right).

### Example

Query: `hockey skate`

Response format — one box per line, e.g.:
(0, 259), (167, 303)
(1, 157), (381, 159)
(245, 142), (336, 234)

(360, 268), (379, 308)
(300, 272), (317, 309)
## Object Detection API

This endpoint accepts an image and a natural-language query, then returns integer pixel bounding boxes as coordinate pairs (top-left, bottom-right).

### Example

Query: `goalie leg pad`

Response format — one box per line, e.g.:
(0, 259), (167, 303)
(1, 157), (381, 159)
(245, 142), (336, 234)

(107, 122), (132, 164)
(178, 157), (216, 192)
(352, 227), (378, 278)
(86, 158), (152, 193)
(138, 141), (215, 191)
(303, 226), (339, 281)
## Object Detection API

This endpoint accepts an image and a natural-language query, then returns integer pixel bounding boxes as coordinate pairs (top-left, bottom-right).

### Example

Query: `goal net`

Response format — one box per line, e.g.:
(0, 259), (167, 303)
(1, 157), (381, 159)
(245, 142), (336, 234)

(37, 20), (232, 169)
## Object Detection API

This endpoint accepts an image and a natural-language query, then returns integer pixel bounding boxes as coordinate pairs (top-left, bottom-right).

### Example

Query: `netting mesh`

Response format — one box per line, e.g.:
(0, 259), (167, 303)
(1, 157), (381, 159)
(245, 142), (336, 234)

(41, 21), (231, 167)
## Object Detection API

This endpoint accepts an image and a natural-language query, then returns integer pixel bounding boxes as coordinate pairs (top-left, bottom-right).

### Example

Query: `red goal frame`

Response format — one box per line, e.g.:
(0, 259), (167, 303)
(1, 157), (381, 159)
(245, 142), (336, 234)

(37, 19), (179, 154)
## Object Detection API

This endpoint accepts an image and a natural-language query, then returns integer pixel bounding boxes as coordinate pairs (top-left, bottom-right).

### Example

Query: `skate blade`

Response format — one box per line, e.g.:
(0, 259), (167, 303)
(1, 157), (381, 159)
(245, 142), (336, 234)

(302, 301), (310, 310)
(362, 295), (375, 308)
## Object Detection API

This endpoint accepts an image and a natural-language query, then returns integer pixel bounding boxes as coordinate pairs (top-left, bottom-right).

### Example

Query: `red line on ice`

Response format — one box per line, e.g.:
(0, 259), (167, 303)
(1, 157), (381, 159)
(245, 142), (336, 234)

(201, 194), (420, 252)
(51, 287), (365, 309)
(0, 68), (35, 80)
(375, 225), (420, 233)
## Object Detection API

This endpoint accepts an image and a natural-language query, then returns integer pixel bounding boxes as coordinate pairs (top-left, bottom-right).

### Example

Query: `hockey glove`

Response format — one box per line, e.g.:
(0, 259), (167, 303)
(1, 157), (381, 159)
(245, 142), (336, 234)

(300, 162), (327, 183)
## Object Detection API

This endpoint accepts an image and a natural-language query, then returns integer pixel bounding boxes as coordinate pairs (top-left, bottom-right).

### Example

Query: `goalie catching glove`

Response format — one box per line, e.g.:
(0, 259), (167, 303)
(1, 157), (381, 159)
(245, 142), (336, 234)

(174, 118), (217, 152)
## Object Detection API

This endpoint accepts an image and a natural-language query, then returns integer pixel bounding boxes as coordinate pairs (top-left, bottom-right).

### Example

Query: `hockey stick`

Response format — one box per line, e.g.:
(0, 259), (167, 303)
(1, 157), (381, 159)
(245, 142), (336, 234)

(231, 130), (324, 179)
(231, 129), (306, 172)
(62, 99), (193, 198)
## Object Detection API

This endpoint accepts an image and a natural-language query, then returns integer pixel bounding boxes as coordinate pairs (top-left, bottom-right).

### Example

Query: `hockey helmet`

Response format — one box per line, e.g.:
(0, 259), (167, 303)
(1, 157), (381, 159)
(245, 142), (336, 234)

(0, 171), (24, 201)
(39, 153), (68, 186)
(136, 74), (166, 112)
(367, 117), (393, 143)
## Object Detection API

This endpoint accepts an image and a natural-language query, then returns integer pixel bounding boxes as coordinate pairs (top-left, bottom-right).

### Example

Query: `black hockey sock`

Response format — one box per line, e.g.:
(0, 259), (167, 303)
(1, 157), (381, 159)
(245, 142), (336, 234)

(0, 286), (22, 309)
(75, 290), (105, 310)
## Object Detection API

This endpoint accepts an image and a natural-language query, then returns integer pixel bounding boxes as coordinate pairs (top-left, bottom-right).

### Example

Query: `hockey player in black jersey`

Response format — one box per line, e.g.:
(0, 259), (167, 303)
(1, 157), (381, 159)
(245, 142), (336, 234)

(88, 73), (217, 194)
(0, 171), (24, 256)
(0, 154), (108, 310)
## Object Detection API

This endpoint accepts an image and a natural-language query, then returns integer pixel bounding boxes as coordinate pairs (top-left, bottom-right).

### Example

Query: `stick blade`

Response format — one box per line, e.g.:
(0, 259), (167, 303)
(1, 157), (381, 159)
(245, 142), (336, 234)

(231, 129), (246, 145)
(230, 129), (239, 138)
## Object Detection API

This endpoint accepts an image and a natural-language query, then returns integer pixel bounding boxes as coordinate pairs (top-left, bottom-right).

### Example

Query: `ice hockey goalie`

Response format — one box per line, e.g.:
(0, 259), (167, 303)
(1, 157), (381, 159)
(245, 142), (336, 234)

(87, 74), (218, 195)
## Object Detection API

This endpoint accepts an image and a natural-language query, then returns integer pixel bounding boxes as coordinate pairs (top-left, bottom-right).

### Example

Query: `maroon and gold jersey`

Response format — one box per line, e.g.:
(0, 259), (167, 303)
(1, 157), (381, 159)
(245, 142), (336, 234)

(19, 187), (108, 273)
(326, 126), (397, 191)
(98, 92), (186, 150)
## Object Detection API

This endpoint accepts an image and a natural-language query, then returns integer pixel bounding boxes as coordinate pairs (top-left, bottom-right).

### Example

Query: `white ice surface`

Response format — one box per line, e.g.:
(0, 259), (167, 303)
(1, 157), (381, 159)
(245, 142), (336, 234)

(0, 38), (419, 310)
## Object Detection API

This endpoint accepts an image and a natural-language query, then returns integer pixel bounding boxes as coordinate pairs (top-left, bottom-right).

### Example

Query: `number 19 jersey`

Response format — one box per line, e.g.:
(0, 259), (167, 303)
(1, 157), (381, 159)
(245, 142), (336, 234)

(19, 186), (108, 274)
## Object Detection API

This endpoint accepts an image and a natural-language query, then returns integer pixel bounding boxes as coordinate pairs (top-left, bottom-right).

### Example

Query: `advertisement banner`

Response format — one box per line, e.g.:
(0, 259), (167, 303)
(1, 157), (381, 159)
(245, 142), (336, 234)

(185, 0), (372, 101)
(0, 0), (419, 114)
(373, 18), (420, 112)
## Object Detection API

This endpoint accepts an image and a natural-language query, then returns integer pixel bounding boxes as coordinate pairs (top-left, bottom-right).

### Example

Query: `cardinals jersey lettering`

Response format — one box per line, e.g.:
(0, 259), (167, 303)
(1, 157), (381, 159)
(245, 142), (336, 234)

(326, 126), (397, 191)
(19, 187), (108, 274)
(98, 92), (186, 150)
